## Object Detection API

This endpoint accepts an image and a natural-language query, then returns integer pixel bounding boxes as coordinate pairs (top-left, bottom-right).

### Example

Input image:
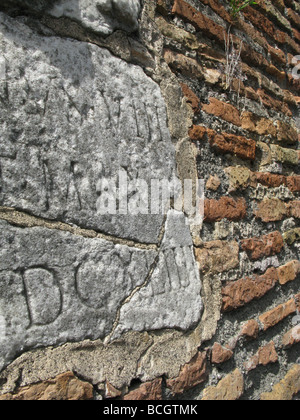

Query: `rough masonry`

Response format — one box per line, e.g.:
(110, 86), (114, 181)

(0, 0), (299, 401)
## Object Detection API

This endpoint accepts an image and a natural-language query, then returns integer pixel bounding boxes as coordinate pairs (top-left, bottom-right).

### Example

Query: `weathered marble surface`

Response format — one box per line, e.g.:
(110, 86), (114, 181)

(0, 0), (141, 35)
(0, 11), (203, 372)
(0, 11), (174, 244)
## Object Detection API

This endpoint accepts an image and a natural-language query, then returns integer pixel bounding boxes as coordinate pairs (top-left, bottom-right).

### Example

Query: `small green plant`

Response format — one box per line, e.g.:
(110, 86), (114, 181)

(228, 0), (258, 19)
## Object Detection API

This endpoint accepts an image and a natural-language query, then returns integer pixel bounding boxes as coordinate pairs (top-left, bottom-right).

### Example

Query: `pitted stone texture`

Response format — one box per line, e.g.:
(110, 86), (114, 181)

(0, 0), (141, 35)
(0, 12), (175, 244)
(0, 220), (157, 372)
(111, 211), (203, 340)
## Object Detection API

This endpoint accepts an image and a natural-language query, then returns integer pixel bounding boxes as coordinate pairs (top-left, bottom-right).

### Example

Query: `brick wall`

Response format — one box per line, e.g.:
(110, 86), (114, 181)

(0, 0), (299, 401)
(141, 0), (300, 400)
(153, 0), (300, 400)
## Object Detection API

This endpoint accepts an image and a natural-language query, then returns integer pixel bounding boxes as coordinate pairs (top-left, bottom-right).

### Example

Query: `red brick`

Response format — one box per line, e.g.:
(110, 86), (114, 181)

(240, 320), (260, 340)
(204, 197), (247, 222)
(181, 83), (200, 114)
(286, 176), (300, 193)
(277, 260), (300, 285)
(255, 172), (285, 188)
(241, 231), (284, 261)
(276, 120), (299, 144)
(282, 325), (300, 349)
(202, 98), (241, 126)
(288, 200), (300, 219)
(287, 8), (300, 29)
(257, 89), (292, 116)
(189, 125), (207, 141)
(222, 268), (279, 312)
(166, 352), (208, 395)
(259, 298), (297, 331)
(207, 131), (256, 160)
(172, 0), (224, 44)
(244, 342), (278, 372)
(123, 378), (163, 400)
(211, 343), (233, 365)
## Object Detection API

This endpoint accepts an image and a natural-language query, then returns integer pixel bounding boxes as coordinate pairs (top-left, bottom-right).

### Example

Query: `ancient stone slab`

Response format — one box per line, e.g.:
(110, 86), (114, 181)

(0, 220), (157, 372)
(0, 0), (141, 35)
(0, 12), (175, 244)
(110, 211), (203, 340)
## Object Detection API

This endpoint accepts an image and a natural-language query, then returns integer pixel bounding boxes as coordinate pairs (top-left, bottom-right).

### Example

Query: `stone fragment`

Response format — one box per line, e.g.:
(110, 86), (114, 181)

(110, 210), (203, 340)
(206, 175), (221, 191)
(0, 372), (93, 400)
(166, 351), (208, 395)
(260, 365), (300, 400)
(0, 220), (156, 372)
(202, 369), (244, 401)
(195, 240), (239, 274)
(181, 83), (200, 114)
(283, 228), (300, 245)
(224, 166), (255, 192)
(123, 378), (162, 400)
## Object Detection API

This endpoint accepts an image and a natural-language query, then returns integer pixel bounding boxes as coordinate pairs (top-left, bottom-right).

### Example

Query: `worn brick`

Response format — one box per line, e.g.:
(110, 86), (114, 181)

(222, 268), (279, 312)
(275, 120), (299, 144)
(260, 365), (300, 400)
(211, 343), (233, 365)
(241, 231), (284, 261)
(259, 298), (297, 331)
(204, 197), (247, 222)
(181, 83), (200, 114)
(202, 369), (244, 401)
(164, 49), (204, 79)
(166, 352), (208, 395)
(244, 342), (278, 372)
(195, 240), (239, 274)
(255, 198), (288, 222)
(257, 89), (292, 116)
(208, 131), (256, 160)
(288, 200), (300, 219)
(123, 378), (163, 401)
(0, 372), (93, 401)
(255, 172), (285, 189)
(172, 0), (224, 44)
(277, 260), (300, 285)
(202, 98), (241, 126)
(189, 124), (206, 141)
(240, 320), (260, 340)
(241, 112), (277, 137)
(156, 16), (199, 50)
(282, 325), (300, 349)
(286, 175), (300, 193)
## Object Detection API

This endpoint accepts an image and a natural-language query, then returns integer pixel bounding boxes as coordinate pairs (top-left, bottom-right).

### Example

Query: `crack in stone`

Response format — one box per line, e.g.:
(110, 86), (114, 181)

(0, 207), (158, 251)
(104, 213), (168, 344)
